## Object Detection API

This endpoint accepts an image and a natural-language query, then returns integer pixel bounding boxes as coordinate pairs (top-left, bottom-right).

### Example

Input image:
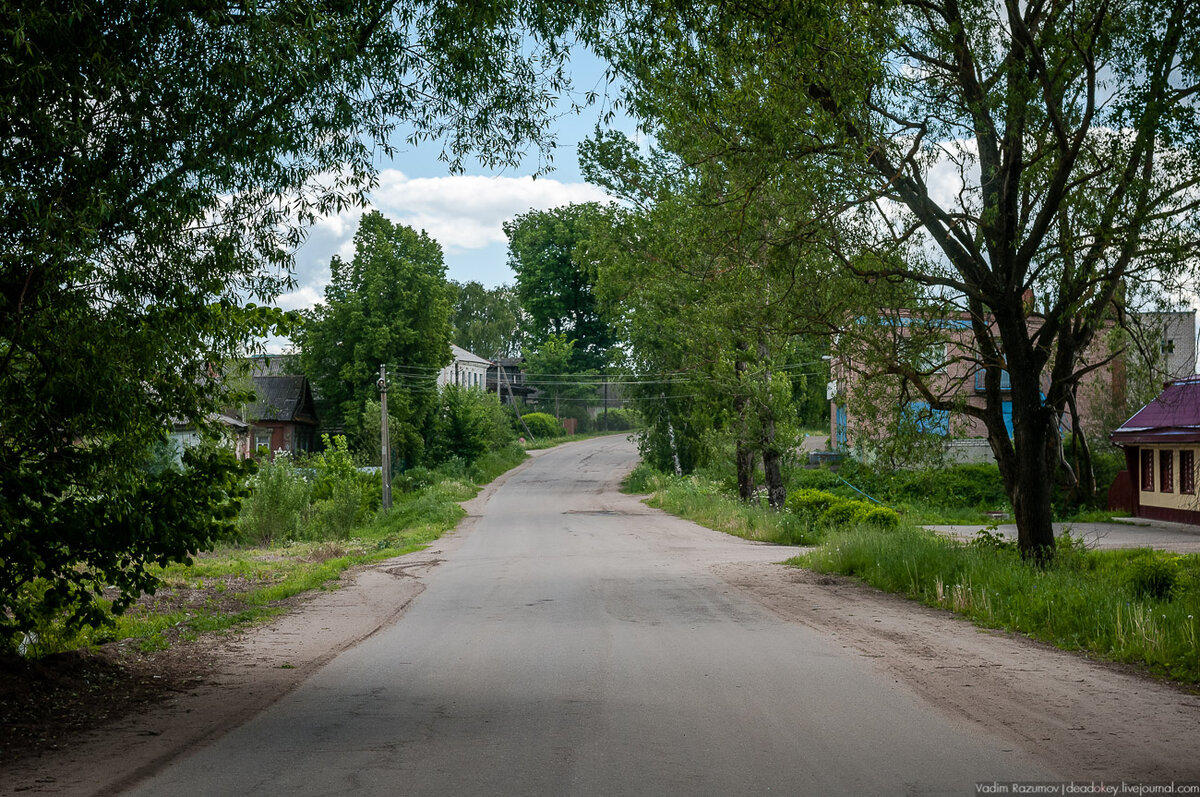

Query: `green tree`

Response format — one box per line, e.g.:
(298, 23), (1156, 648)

(582, 135), (843, 507)
(594, 0), (1200, 559)
(428, 385), (516, 465)
(297, 212), (452, 465)
(0, 0), (603, 649)
(506, 203), (618, 371)
(523, 334), (599, 419)
(449, 280), (526, 359)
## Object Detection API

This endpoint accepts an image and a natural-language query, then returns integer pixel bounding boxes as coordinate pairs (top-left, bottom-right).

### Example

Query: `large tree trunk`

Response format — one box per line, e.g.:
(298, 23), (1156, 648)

(734, 351), (755, 501)
(758, 341), (786, 509)
(736, 437), (755, 501)
(762, 446), (785, 509)
(987, 312), (1059, 563)
(1000, 379), (1058, 561)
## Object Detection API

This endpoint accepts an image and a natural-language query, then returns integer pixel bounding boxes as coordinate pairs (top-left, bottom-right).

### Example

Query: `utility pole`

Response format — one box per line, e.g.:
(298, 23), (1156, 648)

(603, 370), (608, 430)
(378, 364), (392, 510)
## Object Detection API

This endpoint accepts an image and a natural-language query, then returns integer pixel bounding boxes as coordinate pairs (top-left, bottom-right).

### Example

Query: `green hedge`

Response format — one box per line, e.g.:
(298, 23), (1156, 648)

(520, 412), (563, 439)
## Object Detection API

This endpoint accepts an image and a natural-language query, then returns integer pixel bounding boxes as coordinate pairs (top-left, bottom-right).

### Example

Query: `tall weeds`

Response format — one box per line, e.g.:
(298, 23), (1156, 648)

(799, 526), (1200, 683)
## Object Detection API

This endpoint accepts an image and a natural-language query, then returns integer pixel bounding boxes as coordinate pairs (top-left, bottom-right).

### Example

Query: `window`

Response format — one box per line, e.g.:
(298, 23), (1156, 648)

(904, 401), (949, 436)
(1160, 449), (1174, 493)
(1141, 449), (1154, 491)
(1182, 450), (1195, 495)
(973, 368), (1012, 392)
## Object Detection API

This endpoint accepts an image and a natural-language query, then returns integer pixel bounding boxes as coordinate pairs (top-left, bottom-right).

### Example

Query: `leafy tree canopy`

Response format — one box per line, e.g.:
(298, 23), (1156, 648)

(298, 212), (452, 465)
(591, 0), (1200, 558)
(0, 0), (603, 650)
(506, 203), (619, 371)
(449, 280), (526, 359)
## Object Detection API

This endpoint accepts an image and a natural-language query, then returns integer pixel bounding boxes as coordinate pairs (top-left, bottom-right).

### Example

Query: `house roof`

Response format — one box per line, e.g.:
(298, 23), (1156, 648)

(1112, 376), (1200, 445)
(249, 375), (318, 425)
(450, 344), (493, 367)
(172, 412), (250, 431)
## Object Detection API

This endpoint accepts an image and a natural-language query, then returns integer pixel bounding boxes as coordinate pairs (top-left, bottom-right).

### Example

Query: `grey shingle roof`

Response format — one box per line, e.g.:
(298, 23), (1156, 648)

(249, 376), (318, 424)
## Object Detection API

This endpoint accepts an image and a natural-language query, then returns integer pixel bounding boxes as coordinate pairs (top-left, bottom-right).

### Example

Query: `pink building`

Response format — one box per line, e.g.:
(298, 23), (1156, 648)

(829, 310), (1194, 464)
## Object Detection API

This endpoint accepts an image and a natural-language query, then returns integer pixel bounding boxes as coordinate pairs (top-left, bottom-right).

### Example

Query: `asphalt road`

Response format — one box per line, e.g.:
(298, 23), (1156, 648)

(927, 519), (1200, 553)
(125, 436), (1057, 796)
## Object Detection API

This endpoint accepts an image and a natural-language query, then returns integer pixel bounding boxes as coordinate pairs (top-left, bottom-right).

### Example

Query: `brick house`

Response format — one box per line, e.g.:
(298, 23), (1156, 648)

(829, 309), (1195, 463)
(247, 375), (318, 457)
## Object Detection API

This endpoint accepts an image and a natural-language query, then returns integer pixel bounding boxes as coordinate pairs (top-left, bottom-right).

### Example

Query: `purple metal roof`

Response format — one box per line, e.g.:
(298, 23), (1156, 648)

(1111, 377), (1200, 445)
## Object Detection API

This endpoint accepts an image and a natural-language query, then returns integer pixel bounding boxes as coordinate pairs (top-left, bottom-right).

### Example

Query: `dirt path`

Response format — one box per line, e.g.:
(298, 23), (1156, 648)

(6, 450), (1200, 793)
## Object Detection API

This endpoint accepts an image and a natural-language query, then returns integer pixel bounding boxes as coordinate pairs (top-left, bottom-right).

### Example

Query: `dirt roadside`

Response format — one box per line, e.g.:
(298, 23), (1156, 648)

(718, 562), (1200, 782)
(6, 462), (1200, 792)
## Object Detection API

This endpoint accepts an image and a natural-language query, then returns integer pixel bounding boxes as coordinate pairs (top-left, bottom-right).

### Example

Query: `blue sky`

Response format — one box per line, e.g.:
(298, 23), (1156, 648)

(278, 48), (635, 318)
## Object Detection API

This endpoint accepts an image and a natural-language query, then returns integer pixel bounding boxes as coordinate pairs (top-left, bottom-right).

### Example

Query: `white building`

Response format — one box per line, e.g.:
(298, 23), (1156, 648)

(437, 344), (492, 390)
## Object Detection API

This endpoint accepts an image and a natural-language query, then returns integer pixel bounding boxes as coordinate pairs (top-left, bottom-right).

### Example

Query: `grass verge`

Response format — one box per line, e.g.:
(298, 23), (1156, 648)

(625, 461), (1199, 684)
(796, 525), (1200, 684)
(623, 463), (817, 545)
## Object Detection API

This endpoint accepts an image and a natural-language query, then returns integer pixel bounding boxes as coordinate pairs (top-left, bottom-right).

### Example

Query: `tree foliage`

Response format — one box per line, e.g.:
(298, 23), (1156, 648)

(0, 0), (601, 649)
(581, 134), (839, 504)
(522, 333), (599, 418)
(449, 280), (526, 359)
(298, 212), (452, 465)
(594, 0), (1200, 558)
(506, 203), (618, 371)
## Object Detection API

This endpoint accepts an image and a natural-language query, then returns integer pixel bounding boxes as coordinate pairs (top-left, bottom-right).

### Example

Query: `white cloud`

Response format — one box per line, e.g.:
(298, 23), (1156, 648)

(371, 170), (611, 253)
(285, 170), (612, 317)
(274, 285), (324, 312)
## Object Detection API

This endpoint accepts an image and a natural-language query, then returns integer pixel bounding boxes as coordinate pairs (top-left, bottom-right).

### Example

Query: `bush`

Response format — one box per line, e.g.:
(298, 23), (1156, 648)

(820, 499), (865, 527)
(1126, 555), (1180, 600)
(307, 435), (369, 539)
(520, 412), (563, 439)
(239, 454), (311, 545)
(785, 489), (842, 517)
(623, 462), (661, 494)
(428, 386), (514, 466)
(861, 506), (901, 529)
(596, 407), (640, 431)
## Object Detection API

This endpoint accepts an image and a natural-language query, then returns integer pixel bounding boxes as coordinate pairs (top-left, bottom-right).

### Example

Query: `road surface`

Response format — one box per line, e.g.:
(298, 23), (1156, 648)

(928, 519), (1200, 553)
(122, 436), (1058, 795)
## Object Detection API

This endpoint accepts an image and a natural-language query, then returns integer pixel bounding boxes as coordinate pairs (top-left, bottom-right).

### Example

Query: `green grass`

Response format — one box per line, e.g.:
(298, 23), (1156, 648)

(623, 463), (818, 545)
(797, 525), (1200, 684)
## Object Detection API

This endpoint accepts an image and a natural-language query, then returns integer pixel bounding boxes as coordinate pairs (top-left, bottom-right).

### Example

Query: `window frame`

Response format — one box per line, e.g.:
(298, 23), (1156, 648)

(1182, 450), (1195, 495)
(1160, 449), (1174, 493)
(1141, 448), (1155, 491)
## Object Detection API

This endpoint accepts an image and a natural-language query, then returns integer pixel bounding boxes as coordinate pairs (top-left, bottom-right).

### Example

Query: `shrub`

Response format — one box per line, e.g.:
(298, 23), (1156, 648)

(520, 412), (563, 439)
(786, 489), (842, 517)
(861, 506), (901, 529)
(970, 525), (1016, 553)
(427, 386), (513, 465)
(239, 454), (311, 545)
(820, 499), (865, 527)
(624, 462), (661, 494)
(596, 407), (640, 431)
(1126, 555), (1180, 600)
(307, 435), (368, 539)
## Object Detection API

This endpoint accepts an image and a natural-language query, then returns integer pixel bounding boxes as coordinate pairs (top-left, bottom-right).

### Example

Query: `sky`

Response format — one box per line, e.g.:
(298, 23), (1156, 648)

(275, 48), (633, 319)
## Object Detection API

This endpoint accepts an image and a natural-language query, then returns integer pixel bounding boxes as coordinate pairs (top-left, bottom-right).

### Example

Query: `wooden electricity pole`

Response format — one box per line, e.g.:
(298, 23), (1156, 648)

(378, 364), (392, 510)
